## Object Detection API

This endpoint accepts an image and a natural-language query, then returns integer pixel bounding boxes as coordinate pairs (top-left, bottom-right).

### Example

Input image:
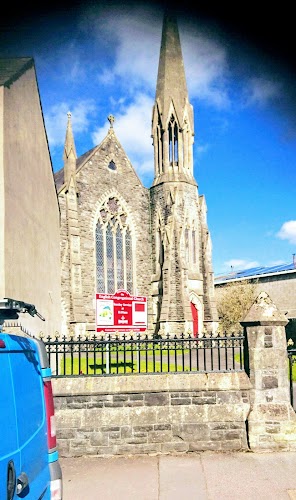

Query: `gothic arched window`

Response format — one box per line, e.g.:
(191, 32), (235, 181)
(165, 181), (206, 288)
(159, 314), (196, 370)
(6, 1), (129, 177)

(185, 226), (189, 263)
(108, 160), (116, 171)
(95, 197), (134, 294)
(192, 229), (197, 265)
(168, 115), (178, 165)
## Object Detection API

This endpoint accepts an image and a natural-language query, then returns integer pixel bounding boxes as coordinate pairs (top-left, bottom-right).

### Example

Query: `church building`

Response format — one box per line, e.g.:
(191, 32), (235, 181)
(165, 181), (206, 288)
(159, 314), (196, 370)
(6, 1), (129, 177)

(54, 12), (218, 337)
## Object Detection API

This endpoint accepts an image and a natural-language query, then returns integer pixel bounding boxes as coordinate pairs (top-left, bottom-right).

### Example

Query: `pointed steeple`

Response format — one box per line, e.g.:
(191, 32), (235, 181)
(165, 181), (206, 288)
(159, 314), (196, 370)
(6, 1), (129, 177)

(152, 11), (195, 186)
(63, 111), (77, 185)
(155, 12), (188, 124)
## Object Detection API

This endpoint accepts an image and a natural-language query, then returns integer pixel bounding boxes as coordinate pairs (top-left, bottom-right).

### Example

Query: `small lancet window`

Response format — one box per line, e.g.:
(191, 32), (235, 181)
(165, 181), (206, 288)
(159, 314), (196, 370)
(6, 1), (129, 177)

(108, 160), (117, 171)
(192, 230), (197, 264)
(185, 227), (189, 262)
(168, 115), (179, 166)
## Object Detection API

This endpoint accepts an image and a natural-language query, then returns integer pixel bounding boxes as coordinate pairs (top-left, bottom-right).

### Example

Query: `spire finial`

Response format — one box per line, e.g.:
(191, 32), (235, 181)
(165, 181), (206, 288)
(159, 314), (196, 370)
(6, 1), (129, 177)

(108, 114), (115, 128)
(63, 110), (77, 172)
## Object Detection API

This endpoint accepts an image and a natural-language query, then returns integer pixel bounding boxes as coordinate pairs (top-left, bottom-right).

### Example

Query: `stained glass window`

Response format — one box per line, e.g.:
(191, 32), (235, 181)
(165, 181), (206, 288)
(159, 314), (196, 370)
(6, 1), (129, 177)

(116, 225), (124, 290)
(126, 228), (133, 292)
(95, 224), (104, 292)
(95, 197), (133, 294)
(106, 224), (114, 293)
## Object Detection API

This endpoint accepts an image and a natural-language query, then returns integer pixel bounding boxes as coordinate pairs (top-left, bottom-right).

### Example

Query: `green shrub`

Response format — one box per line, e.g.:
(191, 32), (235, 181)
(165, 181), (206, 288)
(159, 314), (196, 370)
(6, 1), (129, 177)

(217, 280), (257, 334)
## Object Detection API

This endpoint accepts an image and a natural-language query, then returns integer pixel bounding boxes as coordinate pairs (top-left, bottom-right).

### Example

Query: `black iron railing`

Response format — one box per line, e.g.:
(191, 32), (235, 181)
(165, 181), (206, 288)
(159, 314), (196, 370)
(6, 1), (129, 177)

(287, 347), (296, 407)
(43, 332), (244, 378)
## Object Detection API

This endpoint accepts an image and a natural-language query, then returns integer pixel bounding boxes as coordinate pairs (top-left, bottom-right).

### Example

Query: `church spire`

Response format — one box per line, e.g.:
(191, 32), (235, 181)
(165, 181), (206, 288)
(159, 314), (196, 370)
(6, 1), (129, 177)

(152, 11), (195, 185)
(63, 111), (77, 185)
(155, 12), (188, 124)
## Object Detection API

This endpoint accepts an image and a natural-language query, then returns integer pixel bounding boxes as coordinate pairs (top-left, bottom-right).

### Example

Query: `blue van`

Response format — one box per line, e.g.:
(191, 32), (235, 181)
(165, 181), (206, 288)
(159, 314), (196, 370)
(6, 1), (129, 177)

(0, 298), (62, 499)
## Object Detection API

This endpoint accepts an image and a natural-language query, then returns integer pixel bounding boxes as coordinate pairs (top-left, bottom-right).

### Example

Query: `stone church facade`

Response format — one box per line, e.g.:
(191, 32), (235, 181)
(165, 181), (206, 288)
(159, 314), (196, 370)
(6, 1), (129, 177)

(54, 13), (218, 337)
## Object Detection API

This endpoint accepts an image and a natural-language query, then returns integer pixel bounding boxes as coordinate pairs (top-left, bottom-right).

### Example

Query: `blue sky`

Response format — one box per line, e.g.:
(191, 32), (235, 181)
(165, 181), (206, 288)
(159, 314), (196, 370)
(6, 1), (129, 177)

(1, 3), (296, 275)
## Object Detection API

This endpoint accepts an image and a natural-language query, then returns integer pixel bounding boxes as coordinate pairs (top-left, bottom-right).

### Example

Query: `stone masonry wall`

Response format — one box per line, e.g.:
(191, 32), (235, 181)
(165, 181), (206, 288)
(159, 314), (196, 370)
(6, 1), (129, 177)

(53, 372), (251, 457)
(149, 181), (216, 333)
(241, 291), (296, 451)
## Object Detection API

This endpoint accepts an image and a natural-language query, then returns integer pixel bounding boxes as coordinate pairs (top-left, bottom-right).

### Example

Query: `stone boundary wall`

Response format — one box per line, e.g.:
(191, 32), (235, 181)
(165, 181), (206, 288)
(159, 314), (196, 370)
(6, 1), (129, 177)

(53, 372), (251, 457)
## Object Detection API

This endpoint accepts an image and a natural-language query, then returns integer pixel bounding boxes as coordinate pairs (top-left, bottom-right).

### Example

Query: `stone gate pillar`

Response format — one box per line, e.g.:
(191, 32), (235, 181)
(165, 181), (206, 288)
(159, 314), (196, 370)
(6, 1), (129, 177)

(241, 291), (296, 451)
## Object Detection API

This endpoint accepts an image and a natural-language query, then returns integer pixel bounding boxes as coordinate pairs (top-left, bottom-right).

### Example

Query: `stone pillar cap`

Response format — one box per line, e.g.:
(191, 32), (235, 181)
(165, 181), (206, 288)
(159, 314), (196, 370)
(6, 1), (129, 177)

(240, 291), (288, 326)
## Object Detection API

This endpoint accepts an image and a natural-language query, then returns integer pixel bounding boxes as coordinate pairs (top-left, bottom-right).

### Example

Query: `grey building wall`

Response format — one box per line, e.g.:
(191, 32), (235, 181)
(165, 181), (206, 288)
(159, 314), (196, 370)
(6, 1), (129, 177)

(215, 271), (296, 321)
(0, 59), (61, 336)
(253, 273), (296, 318)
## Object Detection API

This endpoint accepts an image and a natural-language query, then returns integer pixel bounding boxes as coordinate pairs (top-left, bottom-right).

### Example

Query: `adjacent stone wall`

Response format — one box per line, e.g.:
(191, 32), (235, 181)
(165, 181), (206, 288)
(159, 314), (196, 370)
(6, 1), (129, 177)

(53, 372), (251, 457)
(242, 291), (296, 451)
(255, 272), (296, 319)
(215, 271), (296, 320)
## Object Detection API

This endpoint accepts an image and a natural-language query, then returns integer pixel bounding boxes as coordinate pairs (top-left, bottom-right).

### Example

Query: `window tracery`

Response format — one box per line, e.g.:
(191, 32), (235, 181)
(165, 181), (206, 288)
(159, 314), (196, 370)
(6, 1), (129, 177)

(95, 197), (133, 294)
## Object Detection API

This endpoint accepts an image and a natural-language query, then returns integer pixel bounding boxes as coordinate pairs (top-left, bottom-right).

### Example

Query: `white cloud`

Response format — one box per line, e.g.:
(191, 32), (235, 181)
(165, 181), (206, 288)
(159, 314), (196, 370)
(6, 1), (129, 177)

(195, 143), (209, 156)
(223, 259), (260, 271)
(110, 22), (160, 92)
(242, 77), (280, 107)
(36, 39), (91, 85)
(277, 221), (296, 244)
(41, 6), (288, 180)
(181, 24), (230, 108)
(44, 100), (96, 148)
(86, 8), (231, 108)
(92, 92), (154, 182)
(98, 67), (116, 86)
(41, 7), (273, 120)
(89, 6), (161, 92)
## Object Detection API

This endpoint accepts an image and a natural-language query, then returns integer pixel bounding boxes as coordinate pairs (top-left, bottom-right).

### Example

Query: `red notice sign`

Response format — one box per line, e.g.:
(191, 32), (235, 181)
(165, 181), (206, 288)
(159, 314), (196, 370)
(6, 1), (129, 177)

(96, 289), (147, 333)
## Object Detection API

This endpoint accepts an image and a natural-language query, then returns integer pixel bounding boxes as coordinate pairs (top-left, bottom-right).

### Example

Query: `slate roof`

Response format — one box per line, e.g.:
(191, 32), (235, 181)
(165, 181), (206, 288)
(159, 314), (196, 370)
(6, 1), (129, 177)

(0, 57), (34, 87)
(53, 167), (64, 192)
(215, 262), (296, 284)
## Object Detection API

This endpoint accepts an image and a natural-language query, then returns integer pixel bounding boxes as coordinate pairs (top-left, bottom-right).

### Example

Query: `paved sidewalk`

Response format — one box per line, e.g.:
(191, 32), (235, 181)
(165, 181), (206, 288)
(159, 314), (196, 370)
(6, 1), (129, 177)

(60, 451), (296, 500)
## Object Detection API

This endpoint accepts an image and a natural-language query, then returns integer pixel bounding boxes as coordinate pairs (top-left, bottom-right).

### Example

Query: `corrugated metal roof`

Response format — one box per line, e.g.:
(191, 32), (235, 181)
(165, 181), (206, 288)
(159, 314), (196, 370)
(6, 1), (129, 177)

(0, 57), (34, 87)
(215, 262), (296, 284)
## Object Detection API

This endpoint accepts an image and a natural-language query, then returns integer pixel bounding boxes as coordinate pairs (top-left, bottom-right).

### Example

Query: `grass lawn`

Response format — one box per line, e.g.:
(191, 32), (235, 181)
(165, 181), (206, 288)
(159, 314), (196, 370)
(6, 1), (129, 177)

(59, 350), (192, 375)
(58, 344), (194, 375)
(288, 356), (296, 382)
